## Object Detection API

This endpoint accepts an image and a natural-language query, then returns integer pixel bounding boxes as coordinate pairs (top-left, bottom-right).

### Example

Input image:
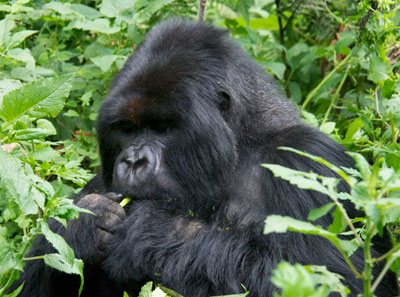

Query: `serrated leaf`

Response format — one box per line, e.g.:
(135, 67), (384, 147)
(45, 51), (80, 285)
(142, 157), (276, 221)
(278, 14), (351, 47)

(91, 55), (121, 72)
(139, 281), (153, 297)
(261, 163), (337, 197)
(328, 207), (348, 234)
(0, 75), (72, 124)
(8, 30), (37, 49)
(0, 148), (38, 215)
(43, 2), (75, 15)
(14, 128), (55, 140)
(43, 254), (84, 296)
(347, 152), (371, 180)
(368, 56), (391, 83)
(135, 0), (175, 23)
(65, 19), (120, 34)
(41, 221), (75, 265)
(264, 215), (357, 254)
(0, 18), (15, 48)
(7, 48), (35, 69)
(308, 203), (335, 221)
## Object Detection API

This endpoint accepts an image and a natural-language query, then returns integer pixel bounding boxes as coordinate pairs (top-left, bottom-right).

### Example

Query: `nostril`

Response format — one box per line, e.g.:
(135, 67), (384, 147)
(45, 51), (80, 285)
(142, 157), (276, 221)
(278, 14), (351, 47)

(125, 157), (148, 169)
(133, 157), (147, 169)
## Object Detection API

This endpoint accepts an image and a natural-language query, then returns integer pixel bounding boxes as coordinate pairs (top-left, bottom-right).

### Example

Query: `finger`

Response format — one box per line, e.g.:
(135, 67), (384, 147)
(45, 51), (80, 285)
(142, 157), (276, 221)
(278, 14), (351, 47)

(98, 212), (123, 230)
(98, 229), (112, 251)
(104, 192), (124, 203)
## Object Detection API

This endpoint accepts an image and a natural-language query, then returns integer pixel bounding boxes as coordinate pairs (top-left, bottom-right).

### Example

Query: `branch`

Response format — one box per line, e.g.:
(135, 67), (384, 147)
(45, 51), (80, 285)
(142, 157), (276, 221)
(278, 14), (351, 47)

(198, 0), (207, 22)
(358, 1), (378, 43)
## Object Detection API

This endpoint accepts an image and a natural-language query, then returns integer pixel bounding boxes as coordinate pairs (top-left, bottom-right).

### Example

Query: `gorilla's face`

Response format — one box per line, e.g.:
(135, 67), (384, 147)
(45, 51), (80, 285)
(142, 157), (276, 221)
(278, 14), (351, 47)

(96, 21), (241, 213)
(97, 72), (236, 212)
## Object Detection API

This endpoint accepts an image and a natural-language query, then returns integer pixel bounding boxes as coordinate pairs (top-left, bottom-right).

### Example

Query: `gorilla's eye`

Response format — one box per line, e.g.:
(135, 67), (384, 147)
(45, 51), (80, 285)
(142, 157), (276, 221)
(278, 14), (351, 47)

(116, 121), (136, 134)
(152, 119), (177, 134)
(218, 91), (231, 119)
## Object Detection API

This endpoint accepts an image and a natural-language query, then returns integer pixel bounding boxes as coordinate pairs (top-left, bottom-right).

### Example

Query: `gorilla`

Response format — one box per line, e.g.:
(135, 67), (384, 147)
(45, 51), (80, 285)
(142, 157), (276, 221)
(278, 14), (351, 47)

(14, 19), (398, 297)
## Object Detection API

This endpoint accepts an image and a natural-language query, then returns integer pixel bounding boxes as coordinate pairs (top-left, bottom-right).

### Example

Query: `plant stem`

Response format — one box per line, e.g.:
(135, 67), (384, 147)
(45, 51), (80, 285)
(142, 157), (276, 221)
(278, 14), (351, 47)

(363, 220), (374, 297)
(302, 53), (352, 110)
(321, 65), (350, 125)
(371, 250), (400, 293)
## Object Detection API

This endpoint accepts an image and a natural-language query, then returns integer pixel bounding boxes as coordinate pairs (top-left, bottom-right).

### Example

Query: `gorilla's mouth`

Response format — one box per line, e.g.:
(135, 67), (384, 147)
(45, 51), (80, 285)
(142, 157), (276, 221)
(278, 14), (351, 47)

(112, 144), (162, 195)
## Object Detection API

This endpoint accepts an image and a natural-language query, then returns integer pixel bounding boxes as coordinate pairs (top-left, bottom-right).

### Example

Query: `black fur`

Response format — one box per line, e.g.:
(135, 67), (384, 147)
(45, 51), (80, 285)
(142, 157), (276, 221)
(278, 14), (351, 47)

(14, 19), (398, 297)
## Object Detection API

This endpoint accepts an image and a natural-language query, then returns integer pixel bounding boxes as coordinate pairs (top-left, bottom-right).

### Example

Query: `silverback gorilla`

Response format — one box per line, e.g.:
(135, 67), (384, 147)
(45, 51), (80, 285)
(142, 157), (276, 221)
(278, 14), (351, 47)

(15, 19), (398, 297)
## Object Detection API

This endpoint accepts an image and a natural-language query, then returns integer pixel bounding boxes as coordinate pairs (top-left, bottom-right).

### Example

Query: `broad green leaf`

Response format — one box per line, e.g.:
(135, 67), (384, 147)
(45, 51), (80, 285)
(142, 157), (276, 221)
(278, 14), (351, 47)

(0, 148), (38, 215)
(70, 4), (102, 19)
(264, 62), (286, 80)
(0, 75), (72, 124)
(347, 152), (371, 180)
(138, 281), (153, 297)
(328, 207), (348, 234)
(43, 2), (75, 15)
(277, 147), (352, 185)
(135, 0), (175, 23)
(368, 56), (391, 83)
(14, 128), (56, 140)
(0, 18), (15, 48)
(0, 79), (22, 97)
(100, 0), (134, 18)
(6, 48), (35, 69)
(308, 203), (335, 221)
(41, 221), (75, 265)
(152, 287), (167, 297)
(91, 55), (123, 72)
(319, 122), (336, 135)
(271, 262), (349, 297)
(65, 19), (120, 34)
(8, 30), (37, 49)
(344, 117), (364, 141)
(264, 215), (357, 254)
(261, 163), (338, 197)
(43, 254), (84, 296)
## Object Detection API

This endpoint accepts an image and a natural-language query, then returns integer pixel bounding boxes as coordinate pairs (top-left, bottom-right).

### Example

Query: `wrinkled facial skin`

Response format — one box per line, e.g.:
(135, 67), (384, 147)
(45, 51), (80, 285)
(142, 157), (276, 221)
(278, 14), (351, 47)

(97, 89), (236, 213)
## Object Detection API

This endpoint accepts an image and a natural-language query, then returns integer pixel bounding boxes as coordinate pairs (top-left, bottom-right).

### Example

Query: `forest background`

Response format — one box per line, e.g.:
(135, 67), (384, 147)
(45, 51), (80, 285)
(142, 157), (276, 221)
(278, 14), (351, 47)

(0, 0), (400, 296)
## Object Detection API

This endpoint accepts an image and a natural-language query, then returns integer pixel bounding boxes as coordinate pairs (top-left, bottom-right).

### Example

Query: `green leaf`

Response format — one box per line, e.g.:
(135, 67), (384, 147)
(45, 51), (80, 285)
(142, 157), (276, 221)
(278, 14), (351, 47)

(264, 62), (286, 80)
(368, 56), (391, 83)
(319, 122), (336, 135)
(0, 148), (39, 215)
(264, 215), (357, 254)
(15, 128), (56, 140)
(135, 0), (175, 23)
(347, 152), (371, 180)
(41, 221), (75, 265)
(328, 207), (348, 234)
(138, 281), (153, 297)
(43, 254), (84, 295)
(8, 30), (37, 49)
(0, 18), (15, 48)
(271, 262), (349, 297)
(91, 55), (124, 72)
(308, 203), (335, 221)
(3, 282), (24, 297)
(0, 75), (72, 124)
(261, 163), (338, 197)
(344, 117), (364, 141)
(65, 19), (120, 34)
(6, 48), (35, 69)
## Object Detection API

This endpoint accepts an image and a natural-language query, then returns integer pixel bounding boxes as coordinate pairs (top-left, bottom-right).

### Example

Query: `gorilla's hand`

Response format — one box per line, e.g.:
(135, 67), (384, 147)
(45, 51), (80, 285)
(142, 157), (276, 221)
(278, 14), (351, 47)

(68, 193), (126, 262)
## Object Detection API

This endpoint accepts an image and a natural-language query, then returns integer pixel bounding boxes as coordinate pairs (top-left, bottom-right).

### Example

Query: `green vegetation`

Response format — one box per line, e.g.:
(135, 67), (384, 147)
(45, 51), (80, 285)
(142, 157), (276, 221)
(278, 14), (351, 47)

(0, 0), (399, 296)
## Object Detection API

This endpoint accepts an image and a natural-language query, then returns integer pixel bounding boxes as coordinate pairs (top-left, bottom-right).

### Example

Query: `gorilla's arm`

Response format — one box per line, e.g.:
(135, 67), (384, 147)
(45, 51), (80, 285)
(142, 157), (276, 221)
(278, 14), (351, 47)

(103, 127), (369, 297)
(12, 191), (125, 297)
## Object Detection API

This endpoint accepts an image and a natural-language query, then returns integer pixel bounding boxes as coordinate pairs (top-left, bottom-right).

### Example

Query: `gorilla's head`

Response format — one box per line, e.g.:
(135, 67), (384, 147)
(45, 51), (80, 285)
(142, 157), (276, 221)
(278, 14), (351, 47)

(96, 19), (297, 215)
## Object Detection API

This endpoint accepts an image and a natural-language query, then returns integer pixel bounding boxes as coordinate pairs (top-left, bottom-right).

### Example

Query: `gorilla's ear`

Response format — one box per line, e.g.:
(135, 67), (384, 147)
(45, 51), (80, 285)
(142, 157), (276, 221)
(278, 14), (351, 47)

(217, 91), (231, 119)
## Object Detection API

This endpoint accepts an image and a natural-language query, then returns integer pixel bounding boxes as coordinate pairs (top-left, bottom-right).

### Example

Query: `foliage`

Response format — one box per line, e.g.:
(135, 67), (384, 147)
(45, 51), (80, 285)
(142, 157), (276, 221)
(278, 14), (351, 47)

(0, 0), (399, 296)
